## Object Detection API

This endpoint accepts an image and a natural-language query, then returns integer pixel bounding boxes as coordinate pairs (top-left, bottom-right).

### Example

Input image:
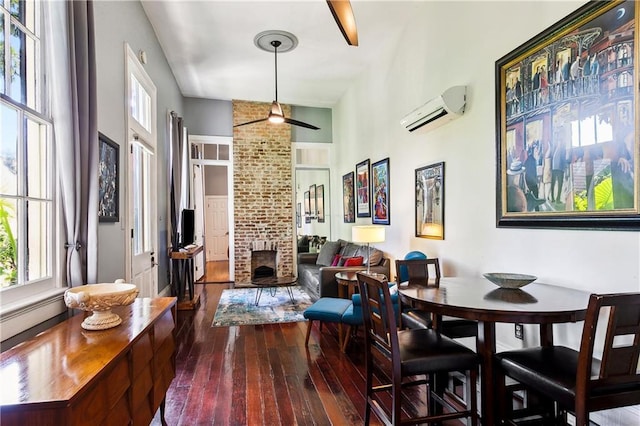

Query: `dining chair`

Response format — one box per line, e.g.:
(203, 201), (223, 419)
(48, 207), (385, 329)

(397, 258), (478, 339)
(356, 271), (479, 425)
(495, 292), (640, 426)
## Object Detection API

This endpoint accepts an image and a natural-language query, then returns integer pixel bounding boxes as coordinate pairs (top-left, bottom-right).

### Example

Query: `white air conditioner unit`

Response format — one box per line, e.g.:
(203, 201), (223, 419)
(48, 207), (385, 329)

(400, 86), (466, 132)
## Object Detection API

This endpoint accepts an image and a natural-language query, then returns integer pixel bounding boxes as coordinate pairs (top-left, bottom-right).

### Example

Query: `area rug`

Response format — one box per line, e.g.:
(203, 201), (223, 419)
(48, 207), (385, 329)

(212, 286), (312, 327)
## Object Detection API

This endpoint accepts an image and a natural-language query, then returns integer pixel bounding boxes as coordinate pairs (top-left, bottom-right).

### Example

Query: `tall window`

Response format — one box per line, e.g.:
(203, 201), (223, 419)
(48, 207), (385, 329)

(0, 0), (54, 291)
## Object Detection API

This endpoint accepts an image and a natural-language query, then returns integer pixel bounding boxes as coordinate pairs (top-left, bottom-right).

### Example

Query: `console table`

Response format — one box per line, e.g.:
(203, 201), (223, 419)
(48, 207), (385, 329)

(170, 244), (203, 310)
(0, 297), (177, 425)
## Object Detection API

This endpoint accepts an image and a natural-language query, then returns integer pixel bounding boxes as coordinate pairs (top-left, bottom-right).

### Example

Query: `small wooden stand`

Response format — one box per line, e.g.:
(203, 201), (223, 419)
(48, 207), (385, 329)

(170, 245), (203, 310)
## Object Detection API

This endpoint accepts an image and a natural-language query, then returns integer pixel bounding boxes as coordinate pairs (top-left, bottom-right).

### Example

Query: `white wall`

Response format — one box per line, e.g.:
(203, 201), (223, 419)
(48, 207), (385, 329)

(332, 1), (640, 339)
(94, 0), (184, 291)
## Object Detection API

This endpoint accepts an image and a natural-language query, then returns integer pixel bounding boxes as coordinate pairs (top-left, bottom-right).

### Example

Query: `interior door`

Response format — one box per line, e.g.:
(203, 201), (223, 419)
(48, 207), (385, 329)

(206, 195), (229, 261)
(130, 140), (157, 297)
(192, 164), (205, 281)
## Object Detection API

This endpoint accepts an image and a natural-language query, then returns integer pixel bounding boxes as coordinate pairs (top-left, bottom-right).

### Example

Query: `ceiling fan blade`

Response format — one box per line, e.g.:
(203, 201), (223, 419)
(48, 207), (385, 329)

(326, 0), (358, 46)
(233, 117), (269, 128)
(284, 117), (320, 130)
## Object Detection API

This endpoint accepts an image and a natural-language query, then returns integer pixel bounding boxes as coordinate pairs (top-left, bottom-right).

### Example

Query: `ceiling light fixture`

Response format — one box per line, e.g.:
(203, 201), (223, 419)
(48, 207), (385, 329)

(234, 30), (319, 130)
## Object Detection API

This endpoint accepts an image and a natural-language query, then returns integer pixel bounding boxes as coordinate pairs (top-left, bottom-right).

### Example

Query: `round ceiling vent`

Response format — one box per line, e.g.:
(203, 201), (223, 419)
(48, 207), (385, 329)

(254, 30), (298, 53)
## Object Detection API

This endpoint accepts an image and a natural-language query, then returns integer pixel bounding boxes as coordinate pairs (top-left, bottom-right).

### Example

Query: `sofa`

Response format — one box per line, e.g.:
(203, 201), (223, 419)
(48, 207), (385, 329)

(297, 239), (390, 300)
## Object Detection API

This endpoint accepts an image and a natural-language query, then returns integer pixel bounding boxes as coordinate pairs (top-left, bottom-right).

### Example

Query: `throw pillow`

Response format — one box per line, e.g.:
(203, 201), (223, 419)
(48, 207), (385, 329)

(331, 254), (342, 266)
(344, 256), (364, 266)
(316, 240), (341, 266)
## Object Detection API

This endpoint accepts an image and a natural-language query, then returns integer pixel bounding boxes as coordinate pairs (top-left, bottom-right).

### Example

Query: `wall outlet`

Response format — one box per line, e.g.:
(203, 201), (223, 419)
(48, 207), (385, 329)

(515, 323), (524, 340)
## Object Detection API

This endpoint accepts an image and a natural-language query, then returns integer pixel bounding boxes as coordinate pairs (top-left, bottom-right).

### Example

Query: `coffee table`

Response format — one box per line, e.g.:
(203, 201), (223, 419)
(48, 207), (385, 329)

(251, 276), (298, 306)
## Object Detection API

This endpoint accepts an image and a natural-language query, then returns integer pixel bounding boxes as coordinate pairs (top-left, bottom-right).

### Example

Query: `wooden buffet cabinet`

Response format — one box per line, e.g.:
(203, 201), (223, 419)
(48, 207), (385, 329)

(0, 297), (177, 425)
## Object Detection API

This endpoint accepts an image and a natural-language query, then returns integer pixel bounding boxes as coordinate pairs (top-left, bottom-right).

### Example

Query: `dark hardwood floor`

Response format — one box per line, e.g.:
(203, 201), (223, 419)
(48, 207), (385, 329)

(152, 282), (462, 426)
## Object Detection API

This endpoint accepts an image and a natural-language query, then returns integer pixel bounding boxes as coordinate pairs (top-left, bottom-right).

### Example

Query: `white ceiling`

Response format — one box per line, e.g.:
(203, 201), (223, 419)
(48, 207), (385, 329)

(140, 1), (420, 108)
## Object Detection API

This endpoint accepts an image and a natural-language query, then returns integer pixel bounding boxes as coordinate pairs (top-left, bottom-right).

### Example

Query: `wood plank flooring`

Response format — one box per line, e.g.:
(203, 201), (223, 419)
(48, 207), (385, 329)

(152, 282), (457, 426)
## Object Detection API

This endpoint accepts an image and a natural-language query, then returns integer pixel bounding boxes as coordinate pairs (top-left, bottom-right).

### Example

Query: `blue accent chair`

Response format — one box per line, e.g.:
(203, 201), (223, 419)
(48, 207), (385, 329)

(304, 297), (353, 347)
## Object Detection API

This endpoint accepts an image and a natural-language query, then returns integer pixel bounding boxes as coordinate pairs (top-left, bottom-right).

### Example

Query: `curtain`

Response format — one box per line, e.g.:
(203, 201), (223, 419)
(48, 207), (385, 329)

(44, 1), (98, 286)
(169, 112), (185, 250)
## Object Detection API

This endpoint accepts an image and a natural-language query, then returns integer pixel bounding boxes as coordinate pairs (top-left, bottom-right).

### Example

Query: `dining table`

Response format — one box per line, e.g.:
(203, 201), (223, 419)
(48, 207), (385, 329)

(399, 276), (592, 426)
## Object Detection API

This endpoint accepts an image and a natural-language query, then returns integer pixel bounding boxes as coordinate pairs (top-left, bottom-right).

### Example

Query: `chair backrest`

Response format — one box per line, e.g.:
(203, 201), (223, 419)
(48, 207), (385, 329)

(395, 258), (441, 286)
(397, 251), (427, 282)
(356, 272), (399, 362)
(577, 293), (640, 400)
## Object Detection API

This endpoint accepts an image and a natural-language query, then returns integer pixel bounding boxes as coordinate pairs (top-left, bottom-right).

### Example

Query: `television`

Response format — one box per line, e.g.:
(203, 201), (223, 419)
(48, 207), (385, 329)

(181, 209), (195, 246)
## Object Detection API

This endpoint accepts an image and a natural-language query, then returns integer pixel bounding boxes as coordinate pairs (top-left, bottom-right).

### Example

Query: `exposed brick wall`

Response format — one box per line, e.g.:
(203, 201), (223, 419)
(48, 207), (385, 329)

(233, 100), (293, 283)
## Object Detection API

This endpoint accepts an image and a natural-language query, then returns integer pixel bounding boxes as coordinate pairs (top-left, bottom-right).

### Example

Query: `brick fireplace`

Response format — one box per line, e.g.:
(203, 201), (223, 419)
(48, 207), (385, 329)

(232, 100), (294, 283)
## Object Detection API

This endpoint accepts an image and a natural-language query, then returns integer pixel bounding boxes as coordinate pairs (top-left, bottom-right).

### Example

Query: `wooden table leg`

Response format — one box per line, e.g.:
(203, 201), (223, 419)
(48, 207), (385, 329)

(476, 320), (496, 426)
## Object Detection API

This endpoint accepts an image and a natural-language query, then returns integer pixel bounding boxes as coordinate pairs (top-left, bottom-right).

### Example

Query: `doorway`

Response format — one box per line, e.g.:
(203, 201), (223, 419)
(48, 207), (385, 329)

(189, 135), (234, 282)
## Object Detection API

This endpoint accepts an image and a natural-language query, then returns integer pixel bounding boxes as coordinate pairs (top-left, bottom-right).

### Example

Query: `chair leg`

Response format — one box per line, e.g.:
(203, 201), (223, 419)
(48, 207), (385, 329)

(466, 368), (478, 426)
(305, 320), (314, 346)
(341, 325), (352, 352)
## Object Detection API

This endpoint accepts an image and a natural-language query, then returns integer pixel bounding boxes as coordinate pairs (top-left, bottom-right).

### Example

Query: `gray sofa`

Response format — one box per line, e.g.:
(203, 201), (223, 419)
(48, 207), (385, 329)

(297, 240), (390, 300)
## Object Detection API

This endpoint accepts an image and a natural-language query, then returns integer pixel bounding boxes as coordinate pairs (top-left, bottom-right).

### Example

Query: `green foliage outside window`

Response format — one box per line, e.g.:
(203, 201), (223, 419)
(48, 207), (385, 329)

(0, 199), (17, 287)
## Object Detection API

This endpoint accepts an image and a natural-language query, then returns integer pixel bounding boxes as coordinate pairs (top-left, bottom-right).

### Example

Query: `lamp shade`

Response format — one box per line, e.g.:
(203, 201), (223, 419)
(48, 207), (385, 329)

(352, 225), (385, 243)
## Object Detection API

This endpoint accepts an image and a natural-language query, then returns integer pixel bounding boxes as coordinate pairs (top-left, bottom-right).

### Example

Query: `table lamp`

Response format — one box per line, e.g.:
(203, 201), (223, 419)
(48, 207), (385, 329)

(352, 225), (385, 274)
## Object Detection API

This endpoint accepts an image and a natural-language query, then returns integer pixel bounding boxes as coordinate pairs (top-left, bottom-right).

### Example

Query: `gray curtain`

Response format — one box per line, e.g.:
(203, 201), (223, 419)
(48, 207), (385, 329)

(170, 112), (185, 250)
(44, 1), (99, 286)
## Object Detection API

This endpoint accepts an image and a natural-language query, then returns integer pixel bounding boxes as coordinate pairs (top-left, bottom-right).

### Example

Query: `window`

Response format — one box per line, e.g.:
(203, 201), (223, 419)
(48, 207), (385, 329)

(1, 0), (54, 293)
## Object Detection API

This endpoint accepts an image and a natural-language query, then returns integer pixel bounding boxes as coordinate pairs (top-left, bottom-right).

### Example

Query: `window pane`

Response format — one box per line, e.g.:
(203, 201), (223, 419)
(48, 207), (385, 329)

(1, 15), (5, 94)
(0, 102), (18, 196)
(0, 197), (17, 287)
(9, 23), (37, 110)
(25, 199), (49, 281)
(130, 75), (151, 132)
(25, 116), (48, 198)
(132, 145), (142, 255)
(219, 144), (229, 160)
(142, 151), (151, 251)
(203, 144), (217, 160)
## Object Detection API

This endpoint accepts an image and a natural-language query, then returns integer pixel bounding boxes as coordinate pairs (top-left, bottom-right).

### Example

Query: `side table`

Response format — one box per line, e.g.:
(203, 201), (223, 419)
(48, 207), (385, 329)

(335, 271), (359, 300)
(170, 244), (203, 310)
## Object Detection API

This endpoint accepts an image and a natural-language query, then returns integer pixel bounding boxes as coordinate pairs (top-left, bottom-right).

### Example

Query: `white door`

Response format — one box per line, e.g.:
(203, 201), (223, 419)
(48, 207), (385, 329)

(125, 44), (158, 298)
(192, 164), (205, 281)
(206, 195), (229, 261)
(130, 141), (157, 297)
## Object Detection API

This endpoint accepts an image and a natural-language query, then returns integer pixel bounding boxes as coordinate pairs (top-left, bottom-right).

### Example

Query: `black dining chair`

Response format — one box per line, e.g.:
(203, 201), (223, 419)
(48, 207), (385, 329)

(356, 271), (479, 425)
(495, 292), (640, 426)
(397, 258), (478, 339)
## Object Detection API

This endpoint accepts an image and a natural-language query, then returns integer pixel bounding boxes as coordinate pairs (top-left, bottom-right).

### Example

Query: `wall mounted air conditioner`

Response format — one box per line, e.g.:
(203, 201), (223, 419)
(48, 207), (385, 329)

(400, 85), (466, 132)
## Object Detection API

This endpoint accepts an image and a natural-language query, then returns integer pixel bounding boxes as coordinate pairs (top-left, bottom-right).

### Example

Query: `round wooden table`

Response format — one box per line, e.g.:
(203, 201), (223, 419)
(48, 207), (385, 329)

(335, 271), (359, 299)
(399, 277), (591, 425)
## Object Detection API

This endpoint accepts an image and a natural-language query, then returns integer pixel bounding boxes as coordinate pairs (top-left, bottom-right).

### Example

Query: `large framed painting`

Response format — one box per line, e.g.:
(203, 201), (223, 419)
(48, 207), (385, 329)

(342, 171), (355, 223)
(416, 162), (445, 239)
(98, 132), (119, 222)
(496, 0), (639, 230)
(356, 159), (371, 217)
(317, 184), (325, 223)
(372, 158), (390, 225)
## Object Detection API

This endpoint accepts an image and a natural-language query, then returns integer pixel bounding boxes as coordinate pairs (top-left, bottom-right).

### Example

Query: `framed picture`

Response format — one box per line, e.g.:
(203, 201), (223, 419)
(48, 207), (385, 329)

(372, 157), (390, 225)
(317, 184), (325, 223)
(309, 184), (317, 220)
(304, 191), (311, 223)
(496, 0), (639, 230)
(342, 171), (355, 223)
(296, 202), (302, 228)
(416, 162), (445, 239)
(356, 159), (371, 217)
(98, 133), (119, 222)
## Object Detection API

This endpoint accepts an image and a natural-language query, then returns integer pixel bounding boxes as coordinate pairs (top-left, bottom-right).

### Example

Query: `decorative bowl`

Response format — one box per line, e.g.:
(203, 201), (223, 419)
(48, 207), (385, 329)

(482, 273), (537, 289)
(64, 281), (139, 330)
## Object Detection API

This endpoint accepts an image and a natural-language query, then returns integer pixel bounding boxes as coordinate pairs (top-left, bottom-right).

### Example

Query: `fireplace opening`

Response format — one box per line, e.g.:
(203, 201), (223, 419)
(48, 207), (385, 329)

(251, 243), (278, 280)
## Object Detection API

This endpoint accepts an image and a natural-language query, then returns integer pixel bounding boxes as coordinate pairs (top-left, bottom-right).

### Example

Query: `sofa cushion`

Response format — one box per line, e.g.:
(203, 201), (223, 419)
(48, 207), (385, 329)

(316, 241), (342, 266)
(339, 243), (360, 258)
(331, 254), (342, 266)
(344, 256), (364, 266)
(355, 246), (383, 266)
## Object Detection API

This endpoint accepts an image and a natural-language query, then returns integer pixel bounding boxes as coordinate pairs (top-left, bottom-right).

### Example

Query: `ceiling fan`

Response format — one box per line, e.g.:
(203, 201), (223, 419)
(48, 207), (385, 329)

(233, 31), (320, 131)
(326, 0), (358, 46)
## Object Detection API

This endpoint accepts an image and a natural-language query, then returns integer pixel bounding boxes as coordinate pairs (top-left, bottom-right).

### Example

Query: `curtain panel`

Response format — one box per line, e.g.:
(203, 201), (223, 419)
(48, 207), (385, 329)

(44, 0), (99, 287)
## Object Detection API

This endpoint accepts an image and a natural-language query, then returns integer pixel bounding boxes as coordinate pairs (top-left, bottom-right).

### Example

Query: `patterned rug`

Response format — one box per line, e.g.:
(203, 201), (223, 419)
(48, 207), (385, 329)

(212, 286), (312, 327)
